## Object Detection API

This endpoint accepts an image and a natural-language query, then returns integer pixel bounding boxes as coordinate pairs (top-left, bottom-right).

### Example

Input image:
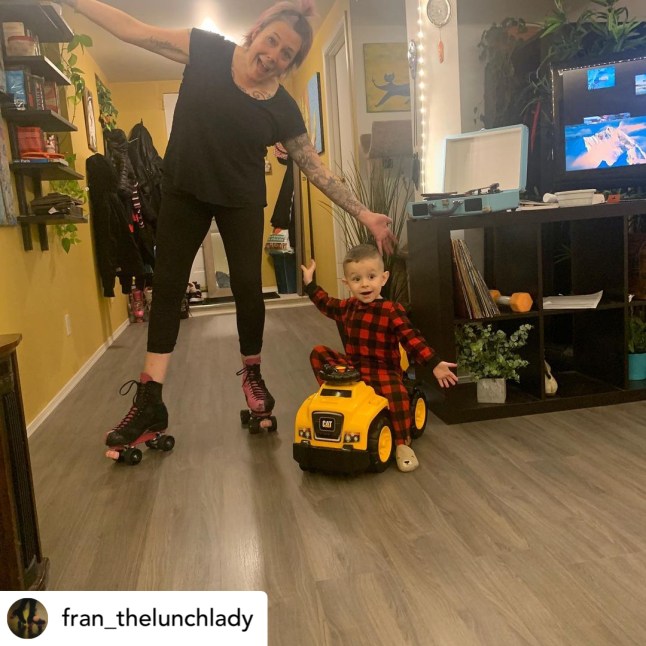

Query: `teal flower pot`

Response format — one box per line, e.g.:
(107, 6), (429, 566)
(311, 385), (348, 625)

(628, 353), (646, 381)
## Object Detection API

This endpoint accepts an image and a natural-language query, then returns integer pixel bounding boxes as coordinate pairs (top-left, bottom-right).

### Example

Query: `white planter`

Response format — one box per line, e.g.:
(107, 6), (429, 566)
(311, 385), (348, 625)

(476, 378), (507, 403)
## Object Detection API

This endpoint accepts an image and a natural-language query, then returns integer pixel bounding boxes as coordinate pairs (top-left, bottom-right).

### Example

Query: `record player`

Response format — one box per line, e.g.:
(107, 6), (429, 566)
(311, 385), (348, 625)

(407, 124), (529, 218)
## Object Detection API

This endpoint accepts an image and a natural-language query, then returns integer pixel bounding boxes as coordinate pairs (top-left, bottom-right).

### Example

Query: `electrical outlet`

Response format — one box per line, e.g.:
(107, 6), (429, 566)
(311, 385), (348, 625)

(65, 314), (72, 336)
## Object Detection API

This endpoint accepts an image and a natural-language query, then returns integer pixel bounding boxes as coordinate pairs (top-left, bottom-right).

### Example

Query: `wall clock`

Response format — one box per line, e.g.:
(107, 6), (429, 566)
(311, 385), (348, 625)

(426, 0), (451, 28)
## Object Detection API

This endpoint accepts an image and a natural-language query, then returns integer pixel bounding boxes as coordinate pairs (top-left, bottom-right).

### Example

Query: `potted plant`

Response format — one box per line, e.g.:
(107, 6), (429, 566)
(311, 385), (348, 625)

(455, 322), (533, 403)
(322, 158), (413, 306)
(628, 314), (646, 380)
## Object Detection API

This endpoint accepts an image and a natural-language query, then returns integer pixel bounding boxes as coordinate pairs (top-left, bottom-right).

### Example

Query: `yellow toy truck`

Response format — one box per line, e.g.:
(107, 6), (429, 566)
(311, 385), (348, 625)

(293, 361), (428, 474)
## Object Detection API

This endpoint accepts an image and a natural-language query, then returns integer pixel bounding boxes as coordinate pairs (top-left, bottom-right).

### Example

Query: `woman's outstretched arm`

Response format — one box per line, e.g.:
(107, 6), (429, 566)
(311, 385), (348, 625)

(57, 0), (190, 64)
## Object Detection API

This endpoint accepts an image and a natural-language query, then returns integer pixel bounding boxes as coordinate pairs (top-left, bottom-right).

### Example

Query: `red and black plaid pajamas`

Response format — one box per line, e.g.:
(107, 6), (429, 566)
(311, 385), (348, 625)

(305, 284), (439, 445)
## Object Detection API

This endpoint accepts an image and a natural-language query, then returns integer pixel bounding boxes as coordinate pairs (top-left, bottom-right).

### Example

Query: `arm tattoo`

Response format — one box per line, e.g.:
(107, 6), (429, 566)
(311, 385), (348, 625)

(285, 134), (365, 218)
(143, 37), (188, 61)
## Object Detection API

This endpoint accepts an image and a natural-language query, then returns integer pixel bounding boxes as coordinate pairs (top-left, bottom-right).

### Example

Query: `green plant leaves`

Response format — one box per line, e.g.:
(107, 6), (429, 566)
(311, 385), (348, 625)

(628, 315), (646, 353)
(455, 323), (533, 381)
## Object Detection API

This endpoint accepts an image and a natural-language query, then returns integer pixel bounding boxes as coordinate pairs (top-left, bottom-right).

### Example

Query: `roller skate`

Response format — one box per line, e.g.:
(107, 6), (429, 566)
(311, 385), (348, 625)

(129, 289), (145, 323)
(104, 373), (175, 465)
(237, 357), (277, 433)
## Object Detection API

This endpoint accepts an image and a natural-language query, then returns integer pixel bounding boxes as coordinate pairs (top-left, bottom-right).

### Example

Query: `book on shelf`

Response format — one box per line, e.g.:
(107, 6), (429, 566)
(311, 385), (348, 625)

(542, 290), (603, 309)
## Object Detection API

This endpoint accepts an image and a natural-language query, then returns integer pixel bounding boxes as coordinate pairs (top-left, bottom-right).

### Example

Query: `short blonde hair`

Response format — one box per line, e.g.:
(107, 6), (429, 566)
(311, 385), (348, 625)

(242, 0), (317, 70)
(343, 244), (383, 270)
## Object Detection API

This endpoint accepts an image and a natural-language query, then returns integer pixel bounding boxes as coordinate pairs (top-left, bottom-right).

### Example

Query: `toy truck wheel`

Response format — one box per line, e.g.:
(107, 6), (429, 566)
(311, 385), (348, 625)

(410, 390), (428, 439)
(367, 412), (394, 472)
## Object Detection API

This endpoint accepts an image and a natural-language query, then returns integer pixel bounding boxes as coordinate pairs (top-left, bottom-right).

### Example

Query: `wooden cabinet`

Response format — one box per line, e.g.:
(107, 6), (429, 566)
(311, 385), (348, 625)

(407, 200), (646, 424)
(0, 335), (49, 590)
(0, 1), (86, 251)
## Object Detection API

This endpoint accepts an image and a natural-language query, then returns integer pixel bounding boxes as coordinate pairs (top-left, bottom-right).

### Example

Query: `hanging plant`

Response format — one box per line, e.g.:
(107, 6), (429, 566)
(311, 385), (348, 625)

(57, 33), (93, 122)
(49, 155), (85, 253)
(96, 75), (119, 130)
(476, 17), (538, 128)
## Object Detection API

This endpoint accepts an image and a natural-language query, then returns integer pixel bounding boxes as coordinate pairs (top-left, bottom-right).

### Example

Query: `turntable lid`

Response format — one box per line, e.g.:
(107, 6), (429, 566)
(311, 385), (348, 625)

(442, 124), (528, 194)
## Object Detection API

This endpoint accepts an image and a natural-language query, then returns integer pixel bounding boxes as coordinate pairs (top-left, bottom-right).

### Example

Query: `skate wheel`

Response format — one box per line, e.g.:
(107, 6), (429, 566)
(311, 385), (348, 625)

(159, 435), (175, 451)
(145, 438), (158, 449)
(240, 409), (251, 426)
(268, 415), (278, 432)
(248, 417), (262, 434)
(123, 447), (143, 465)
(106, 449), (121, 461)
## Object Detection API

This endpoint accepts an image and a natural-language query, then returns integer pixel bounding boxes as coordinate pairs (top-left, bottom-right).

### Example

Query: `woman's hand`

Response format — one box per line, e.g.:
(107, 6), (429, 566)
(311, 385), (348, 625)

(357, 210), (397, 255)
(301, 259), (316, 286)
(433, 361), (459, 388)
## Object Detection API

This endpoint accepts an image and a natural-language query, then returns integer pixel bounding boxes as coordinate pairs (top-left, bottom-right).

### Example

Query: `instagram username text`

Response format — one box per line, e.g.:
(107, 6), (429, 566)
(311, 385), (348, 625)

(61, 607), (254, 632)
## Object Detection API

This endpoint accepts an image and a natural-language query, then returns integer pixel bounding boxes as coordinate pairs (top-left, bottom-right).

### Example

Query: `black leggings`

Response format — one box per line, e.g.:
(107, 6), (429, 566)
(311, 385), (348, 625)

(147, 185), (265, 356)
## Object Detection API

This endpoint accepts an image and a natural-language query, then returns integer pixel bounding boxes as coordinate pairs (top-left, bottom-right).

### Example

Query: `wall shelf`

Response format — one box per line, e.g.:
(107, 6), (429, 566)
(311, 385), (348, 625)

(3, 55), (71, 85)
(0, 2), (73, 42)
(2, 107), (77, 131)
(17, 213), (87, 225)
(10, 161), (83, 181)
(408, 200), (646, 424)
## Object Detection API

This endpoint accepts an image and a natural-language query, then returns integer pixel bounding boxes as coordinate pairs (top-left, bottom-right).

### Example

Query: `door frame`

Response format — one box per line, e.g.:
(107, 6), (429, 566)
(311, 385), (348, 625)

(323, 11), (355, 297)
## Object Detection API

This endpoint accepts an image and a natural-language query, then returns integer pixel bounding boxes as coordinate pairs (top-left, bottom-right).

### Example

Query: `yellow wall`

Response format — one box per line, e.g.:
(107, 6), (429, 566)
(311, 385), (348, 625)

(288, 0), (350, 295)
(0, 15), (128, 427)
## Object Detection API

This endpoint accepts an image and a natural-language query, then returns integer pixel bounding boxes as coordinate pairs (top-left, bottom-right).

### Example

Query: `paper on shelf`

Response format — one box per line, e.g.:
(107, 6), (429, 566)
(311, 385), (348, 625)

(542, 290), (603, 309)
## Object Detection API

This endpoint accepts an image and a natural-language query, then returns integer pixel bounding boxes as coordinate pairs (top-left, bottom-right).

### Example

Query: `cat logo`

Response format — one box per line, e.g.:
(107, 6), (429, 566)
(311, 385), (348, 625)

(319, 417), (335, 431)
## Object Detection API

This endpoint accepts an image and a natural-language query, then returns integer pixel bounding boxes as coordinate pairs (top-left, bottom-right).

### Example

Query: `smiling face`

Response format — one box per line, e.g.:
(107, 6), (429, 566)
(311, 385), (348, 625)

(343, 257), (390, 304)
(245, 21), (303, 82)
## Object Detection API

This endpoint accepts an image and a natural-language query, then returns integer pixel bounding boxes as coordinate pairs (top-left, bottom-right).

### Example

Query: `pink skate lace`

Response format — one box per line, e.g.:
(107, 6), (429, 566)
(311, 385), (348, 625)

(111, 379), (140, 431)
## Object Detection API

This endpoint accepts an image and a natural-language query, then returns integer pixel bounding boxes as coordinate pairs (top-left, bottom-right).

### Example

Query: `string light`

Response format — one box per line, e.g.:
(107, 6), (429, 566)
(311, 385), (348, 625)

(415, 0), (428, 191)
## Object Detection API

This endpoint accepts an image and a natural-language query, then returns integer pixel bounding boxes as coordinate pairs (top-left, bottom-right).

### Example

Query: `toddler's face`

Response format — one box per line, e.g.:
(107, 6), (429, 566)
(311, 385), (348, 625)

(343, 258), (389, 304)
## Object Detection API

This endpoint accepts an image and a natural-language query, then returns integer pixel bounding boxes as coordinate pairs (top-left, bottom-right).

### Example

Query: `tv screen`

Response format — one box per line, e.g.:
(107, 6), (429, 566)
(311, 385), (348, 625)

(551, 50), (646, 192)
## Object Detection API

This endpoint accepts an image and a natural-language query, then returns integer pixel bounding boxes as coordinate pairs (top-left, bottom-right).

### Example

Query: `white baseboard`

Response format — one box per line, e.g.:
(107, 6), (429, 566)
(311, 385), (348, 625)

(27, 318), (131, 437)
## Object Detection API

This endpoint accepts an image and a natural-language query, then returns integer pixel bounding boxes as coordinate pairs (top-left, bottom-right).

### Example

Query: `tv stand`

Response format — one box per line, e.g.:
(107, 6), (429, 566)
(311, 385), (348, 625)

(407, 200), (646, 424)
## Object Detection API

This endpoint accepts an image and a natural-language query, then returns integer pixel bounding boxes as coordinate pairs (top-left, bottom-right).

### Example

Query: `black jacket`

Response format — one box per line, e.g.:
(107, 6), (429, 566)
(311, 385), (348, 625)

(128, 122), (164, 229)
(86, 153), (145, 297)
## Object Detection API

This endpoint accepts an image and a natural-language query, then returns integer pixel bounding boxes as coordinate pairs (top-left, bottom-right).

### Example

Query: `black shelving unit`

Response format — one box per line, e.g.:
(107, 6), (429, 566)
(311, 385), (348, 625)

(407, 200), (646, 424)
(0, 1), (84, 251)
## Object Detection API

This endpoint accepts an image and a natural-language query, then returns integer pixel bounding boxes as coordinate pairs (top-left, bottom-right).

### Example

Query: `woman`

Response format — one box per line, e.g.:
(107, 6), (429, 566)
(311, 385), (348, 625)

(58, 0), (397, 442)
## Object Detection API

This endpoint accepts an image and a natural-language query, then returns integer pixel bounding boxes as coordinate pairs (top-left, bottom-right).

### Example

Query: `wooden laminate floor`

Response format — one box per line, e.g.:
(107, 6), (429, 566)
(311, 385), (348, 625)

(28, 303), (646, 645)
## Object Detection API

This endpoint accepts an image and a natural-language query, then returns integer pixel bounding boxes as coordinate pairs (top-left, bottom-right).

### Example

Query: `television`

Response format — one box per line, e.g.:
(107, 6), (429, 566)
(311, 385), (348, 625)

(550, 49), (646, 192)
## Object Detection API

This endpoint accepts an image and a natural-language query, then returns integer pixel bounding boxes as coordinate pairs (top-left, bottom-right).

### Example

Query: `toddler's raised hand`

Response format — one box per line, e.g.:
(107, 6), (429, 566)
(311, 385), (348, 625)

(300, 259), (316, 286)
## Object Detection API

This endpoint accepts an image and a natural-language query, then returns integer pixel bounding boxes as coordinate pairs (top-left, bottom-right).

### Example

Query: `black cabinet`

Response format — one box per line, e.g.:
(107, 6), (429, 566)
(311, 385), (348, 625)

(0, 335), (49, 590)
(0, 1), (86, 251)
(408, 200), (646, 424)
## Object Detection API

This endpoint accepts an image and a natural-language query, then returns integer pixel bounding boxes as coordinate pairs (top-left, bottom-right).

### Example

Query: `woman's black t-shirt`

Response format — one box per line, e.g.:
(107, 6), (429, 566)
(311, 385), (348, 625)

(163, 29), (308, 207)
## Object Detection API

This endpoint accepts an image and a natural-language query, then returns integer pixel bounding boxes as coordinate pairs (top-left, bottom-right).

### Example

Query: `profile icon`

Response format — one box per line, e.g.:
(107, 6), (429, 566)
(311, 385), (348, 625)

(7, 598), (48, 639)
